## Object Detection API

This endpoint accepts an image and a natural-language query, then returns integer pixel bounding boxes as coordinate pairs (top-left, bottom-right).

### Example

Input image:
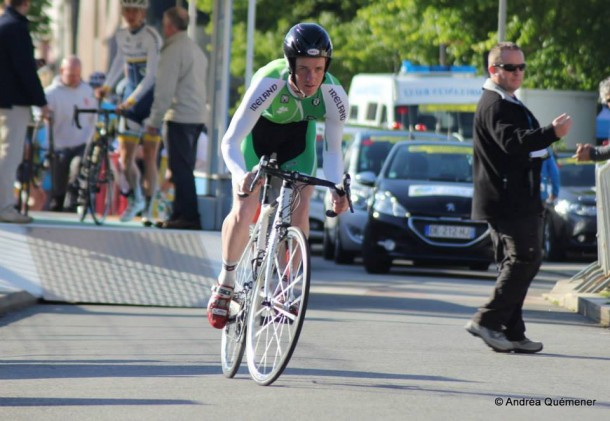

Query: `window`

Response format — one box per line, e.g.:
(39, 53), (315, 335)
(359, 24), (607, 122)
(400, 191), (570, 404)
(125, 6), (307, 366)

(366, 103), (377, 121)
(349, 105), (358, 120)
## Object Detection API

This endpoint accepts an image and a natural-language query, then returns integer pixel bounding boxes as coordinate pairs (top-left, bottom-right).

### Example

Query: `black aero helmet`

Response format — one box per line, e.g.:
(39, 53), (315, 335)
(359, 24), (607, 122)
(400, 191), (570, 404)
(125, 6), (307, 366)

(283, 23), (332, 74)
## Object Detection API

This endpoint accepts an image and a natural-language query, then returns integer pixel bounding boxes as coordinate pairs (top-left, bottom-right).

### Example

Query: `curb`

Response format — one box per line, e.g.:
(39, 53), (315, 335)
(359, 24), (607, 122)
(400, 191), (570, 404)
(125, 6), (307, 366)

(544, 279), (610, 327)
(0, 291), (38, 315)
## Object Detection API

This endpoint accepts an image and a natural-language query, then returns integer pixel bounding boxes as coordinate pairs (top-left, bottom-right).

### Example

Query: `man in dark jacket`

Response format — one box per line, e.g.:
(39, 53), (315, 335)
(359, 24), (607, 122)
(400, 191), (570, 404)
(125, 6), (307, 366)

(465, 42), (572, 353)
(0, 0), (49, 223)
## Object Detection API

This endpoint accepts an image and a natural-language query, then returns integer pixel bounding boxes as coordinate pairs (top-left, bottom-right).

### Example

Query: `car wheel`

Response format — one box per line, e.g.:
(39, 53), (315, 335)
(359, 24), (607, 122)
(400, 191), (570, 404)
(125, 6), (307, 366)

(362, 227), (392, 274)
(543, 216), (565, 262)
(334, 226), (355, 265)
(322, 226), (334, 260)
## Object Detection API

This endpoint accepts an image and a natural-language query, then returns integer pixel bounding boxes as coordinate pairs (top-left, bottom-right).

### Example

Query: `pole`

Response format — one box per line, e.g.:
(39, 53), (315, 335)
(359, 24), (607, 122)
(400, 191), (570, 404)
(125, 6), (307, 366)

(245, 0), (256, 87)
(187, 0), (197, 40)
(498, 0), (507, 42)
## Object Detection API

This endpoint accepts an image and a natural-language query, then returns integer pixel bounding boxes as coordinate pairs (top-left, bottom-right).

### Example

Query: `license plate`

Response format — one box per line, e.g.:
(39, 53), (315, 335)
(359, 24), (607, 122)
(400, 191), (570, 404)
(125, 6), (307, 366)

(425, 224), (475, 240)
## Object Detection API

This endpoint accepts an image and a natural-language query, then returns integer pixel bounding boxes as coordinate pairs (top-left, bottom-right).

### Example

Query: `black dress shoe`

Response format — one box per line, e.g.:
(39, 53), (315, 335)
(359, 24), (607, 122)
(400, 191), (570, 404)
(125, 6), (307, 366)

(159, 219), (201, 230)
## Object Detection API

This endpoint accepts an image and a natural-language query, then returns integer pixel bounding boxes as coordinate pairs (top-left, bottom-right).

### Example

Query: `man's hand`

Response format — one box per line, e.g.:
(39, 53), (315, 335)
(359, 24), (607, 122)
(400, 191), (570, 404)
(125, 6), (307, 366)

(40, 105), (51, 121)
(573, 143), (593, 162)
(237, 171), (262, 196)
(552, 113), (572, 138)
(118, 97), (136, 111)
(330, 190), (349, 215)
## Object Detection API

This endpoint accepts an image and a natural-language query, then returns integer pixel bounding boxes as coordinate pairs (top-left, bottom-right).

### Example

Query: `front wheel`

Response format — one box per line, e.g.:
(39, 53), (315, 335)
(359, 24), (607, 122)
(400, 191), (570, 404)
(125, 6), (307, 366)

(362, 226), (392, 274)
(246, 226), (311, 386)
(87, 145), (114, 225)
(543, 215), (565, 261)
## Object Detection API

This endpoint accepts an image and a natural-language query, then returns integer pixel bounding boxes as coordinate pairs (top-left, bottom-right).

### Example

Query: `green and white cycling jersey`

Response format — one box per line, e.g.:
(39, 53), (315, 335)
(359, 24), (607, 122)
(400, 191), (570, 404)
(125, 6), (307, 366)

(221, 58), (349, 184)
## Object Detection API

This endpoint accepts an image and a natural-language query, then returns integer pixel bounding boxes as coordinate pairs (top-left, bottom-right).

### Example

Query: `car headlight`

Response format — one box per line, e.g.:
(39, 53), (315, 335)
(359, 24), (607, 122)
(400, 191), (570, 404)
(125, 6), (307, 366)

(372, 190), (409, 217)
(350, 186), (370, 211)
(554, 199), (597, 217)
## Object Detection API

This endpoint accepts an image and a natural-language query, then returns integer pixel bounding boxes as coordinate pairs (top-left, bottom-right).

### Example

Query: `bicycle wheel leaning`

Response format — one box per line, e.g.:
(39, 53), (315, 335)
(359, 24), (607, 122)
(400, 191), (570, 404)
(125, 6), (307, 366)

(86, 143), (114, 225)
(246, 226), (311, 386)
(221, 226), (259, 378)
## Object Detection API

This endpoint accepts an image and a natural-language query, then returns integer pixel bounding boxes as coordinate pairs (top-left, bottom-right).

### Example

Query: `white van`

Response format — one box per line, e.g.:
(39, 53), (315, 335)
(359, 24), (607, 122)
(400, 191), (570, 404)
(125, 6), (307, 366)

(347, 61), (486, 140)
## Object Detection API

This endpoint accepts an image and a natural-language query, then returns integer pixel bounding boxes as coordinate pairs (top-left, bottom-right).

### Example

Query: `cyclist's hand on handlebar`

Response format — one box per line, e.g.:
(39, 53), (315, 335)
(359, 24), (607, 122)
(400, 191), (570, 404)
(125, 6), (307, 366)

(118, 97), (136, 111)
(237, 171), (262, 197)
(329, 190), (349, 215)
(95, 86), (109, 100)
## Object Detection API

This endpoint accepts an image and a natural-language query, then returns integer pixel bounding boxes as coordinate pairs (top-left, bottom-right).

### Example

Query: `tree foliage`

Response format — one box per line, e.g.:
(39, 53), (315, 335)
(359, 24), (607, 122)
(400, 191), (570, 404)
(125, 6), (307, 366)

(27, 0), (52, 41)
(195, 0), (610, 102)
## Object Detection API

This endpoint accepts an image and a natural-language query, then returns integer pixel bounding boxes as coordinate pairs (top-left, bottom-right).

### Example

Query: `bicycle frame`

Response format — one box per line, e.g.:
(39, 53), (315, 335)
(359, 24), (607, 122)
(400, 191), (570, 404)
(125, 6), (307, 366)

(221, 155), (353, 385)
(73, 106), (119, 224)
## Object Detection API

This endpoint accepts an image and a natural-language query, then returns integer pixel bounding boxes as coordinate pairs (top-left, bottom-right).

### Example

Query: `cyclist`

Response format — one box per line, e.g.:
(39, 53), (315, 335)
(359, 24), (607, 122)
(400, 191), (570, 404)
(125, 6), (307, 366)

(88, 71), (106, 91)
(207, 23), (350, 329)
(99, 0), (162, 223)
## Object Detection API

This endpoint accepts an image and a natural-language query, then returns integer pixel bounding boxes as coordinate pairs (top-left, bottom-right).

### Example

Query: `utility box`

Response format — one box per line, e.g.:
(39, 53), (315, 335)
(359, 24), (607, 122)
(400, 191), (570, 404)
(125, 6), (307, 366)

(516, 88), (598, 150)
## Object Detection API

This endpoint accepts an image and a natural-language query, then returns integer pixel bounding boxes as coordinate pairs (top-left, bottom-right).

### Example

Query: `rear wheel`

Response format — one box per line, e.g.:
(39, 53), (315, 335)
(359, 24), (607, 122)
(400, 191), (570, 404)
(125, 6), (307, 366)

(322, 226), (334, 260)
(221, 228), (259, 378)
(334, 226), (355, 264)
(246, 226), (310, 386)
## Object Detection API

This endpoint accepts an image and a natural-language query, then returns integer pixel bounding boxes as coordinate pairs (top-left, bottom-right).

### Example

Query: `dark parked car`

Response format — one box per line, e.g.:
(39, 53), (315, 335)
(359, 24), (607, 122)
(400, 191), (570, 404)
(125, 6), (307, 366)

(543, 154), (597, 261)
(361, 140), (494, 273)
(323, 129), (454, 263)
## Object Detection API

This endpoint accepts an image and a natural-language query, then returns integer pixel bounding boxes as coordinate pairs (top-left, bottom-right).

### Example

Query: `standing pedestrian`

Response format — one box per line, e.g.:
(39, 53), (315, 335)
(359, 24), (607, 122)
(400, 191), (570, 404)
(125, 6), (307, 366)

(0, 0), (49, 223)
(144, 6), (208, 230)
(44, 56), (97, 212)
(574, 77), (610, 162)
(466, 42), (573, 353)
(540, 147), (560, 203)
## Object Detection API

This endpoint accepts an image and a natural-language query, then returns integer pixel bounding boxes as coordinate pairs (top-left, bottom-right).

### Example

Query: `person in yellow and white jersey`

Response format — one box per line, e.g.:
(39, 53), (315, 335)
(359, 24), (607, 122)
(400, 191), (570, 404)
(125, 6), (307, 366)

(99, 0), (162, 223)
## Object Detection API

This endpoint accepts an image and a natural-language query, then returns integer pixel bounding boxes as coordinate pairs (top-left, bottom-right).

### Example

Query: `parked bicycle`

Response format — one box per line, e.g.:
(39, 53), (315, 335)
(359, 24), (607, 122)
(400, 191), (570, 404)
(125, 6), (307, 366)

(73, 106), (119, 225)
(221, 154), (353, 386)
(16, 117), (52, 215)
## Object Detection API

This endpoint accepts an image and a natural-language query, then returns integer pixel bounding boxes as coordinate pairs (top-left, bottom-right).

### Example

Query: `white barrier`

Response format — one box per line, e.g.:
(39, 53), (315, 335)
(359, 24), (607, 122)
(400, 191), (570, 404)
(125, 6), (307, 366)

(569, 161), (610, 294)
(596, 161), (610, 275)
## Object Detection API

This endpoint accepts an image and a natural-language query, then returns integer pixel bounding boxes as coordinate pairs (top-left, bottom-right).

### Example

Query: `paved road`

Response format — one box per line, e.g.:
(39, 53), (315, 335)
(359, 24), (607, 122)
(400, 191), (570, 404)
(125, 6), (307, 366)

(0, 255), (608, 420)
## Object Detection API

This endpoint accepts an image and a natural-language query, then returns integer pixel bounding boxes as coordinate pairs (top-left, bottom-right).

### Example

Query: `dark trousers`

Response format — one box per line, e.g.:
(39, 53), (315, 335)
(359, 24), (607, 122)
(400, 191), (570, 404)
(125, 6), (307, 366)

(166, 121), (203, 223)
(472, 214), (543, 340)
(50, 143), (87, 211)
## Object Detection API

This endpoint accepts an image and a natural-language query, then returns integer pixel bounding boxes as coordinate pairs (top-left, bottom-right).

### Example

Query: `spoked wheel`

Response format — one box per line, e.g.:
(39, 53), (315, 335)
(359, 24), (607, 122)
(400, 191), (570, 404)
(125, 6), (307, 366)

(87, 147), (114, 225)
(246, 226), (310, 386)
(221, 234), (259, 378)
